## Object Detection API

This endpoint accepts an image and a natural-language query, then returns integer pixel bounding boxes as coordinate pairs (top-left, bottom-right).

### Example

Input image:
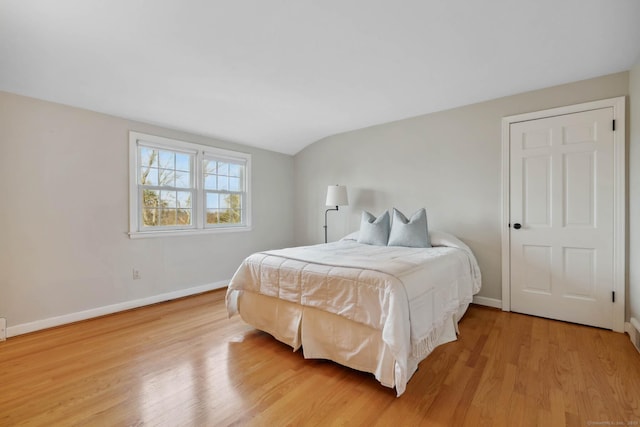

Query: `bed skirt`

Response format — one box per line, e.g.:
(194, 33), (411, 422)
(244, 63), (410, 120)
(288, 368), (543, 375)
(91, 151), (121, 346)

(236, 290), (466, 392)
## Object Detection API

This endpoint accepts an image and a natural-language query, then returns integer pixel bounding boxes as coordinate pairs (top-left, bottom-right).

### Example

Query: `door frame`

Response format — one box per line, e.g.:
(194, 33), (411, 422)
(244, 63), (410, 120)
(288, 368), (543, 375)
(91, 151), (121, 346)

(500, 96), (626, 332)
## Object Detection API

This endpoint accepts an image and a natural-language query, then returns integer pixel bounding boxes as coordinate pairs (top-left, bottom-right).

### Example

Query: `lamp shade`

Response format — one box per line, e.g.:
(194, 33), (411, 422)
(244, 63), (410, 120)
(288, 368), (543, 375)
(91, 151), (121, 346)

(326, 185), (349, 207)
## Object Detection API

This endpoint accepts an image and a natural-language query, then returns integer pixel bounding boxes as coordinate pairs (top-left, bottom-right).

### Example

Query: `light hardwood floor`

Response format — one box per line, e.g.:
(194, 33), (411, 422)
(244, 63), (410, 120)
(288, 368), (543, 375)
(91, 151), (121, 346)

(1, 289), (640, 426)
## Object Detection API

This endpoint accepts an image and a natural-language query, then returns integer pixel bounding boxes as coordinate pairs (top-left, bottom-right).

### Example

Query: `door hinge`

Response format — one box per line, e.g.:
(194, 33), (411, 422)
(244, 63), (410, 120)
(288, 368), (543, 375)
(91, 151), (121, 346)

(612, 291), (615, 303)
(612, 120), (616, 131)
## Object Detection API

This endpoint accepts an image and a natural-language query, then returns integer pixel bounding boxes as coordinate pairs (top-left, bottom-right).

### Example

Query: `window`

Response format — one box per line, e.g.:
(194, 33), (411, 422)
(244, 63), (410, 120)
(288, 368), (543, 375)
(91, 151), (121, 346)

(129, 132), (251, 237)
(203, 157), (245, 226)
(138, 145), (195, 229)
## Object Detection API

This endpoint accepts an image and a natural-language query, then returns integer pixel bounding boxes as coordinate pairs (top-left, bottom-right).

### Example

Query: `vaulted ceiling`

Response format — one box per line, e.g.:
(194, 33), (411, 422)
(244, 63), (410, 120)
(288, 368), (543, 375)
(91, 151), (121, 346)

(1, 1), (639, 154)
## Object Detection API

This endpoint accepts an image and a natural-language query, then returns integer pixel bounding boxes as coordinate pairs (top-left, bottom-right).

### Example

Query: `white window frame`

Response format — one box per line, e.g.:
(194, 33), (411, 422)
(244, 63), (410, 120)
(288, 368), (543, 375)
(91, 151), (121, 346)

(129, 132), (252, 238)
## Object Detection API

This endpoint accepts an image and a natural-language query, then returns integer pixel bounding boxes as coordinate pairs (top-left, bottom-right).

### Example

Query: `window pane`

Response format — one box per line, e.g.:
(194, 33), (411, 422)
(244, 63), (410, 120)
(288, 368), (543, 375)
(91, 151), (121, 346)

(176, 153), (191, 172)
(218, 162), (229, 176)
(140, 147), (157, 168)
(143, 189), (160, 208)
(142, 208), (158, 226)
(206, 209), (219, 224)
(158, 150), (175, 169)
(140, 167), (158, 185)
(175, 171), (190, 188)
(227, 193), (241, 209)
(160, 191), (177, 208)
(229, 163), (242, 177)
(158, 169), (176, 187)
(232, 209), (242, 223)
(177, 209), (192, 225)
(220, 194), (230, 209)
(216, 208), (241, 224)
(204, 174), (217, 190)
(177, 191), (192, 208)
(203, 160), (216, 175)
(206, 193), (219, 209)
(229, 177), (241, 191)
(218, 210), (231, 223)
(218, 176), (229, 191)
(160, 209), (177, 226)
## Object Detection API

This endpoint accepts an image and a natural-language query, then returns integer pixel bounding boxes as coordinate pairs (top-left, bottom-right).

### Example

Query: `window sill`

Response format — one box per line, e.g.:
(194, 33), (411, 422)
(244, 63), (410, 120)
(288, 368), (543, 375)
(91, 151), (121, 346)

(128, 226), (252, 239)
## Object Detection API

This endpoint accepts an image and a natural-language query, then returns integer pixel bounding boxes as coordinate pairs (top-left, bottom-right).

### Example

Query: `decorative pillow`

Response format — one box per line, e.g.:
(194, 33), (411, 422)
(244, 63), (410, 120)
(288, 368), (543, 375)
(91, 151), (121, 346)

(357, 210), (390, 246)
(388, 208), (431, 248)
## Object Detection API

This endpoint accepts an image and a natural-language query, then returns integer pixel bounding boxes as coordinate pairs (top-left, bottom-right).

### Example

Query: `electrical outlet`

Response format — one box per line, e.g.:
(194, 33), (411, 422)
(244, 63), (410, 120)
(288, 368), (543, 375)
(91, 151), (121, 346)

(0, 318), (6, 341)
(133, 269), (141, 280)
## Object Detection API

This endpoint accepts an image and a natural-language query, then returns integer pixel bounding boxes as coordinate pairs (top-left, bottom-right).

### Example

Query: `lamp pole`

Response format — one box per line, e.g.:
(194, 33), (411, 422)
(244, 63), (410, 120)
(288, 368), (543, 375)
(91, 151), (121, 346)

(324, 206), (339, 243)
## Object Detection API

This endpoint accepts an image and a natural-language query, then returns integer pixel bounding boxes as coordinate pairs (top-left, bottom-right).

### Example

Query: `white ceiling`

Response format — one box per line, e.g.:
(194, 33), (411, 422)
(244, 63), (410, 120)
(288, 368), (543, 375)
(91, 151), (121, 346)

(1, 1), (639, 155)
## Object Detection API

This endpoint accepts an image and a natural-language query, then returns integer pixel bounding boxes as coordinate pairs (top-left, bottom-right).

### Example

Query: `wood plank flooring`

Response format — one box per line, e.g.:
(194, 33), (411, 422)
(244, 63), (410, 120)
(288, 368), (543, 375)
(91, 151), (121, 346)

(1, 289), (639, 426)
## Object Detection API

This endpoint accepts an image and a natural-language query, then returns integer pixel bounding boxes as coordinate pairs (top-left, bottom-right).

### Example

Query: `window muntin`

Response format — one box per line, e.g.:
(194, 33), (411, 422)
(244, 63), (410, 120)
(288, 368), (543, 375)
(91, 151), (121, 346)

(129, 132), (251, 237)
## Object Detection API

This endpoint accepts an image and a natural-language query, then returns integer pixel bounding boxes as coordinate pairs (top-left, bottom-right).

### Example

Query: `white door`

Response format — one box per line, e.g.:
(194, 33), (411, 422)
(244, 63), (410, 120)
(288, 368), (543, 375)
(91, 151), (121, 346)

(509, 107), (615, 329)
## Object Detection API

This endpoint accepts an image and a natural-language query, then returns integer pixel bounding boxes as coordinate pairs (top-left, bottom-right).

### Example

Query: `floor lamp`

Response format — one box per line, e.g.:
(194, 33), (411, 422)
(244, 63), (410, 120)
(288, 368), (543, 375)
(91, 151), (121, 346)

(324, 185), (349, 243)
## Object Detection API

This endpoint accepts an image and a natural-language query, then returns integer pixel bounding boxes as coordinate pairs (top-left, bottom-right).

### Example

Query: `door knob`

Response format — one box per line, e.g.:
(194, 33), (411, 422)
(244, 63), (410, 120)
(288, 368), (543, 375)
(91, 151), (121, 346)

(513, 223), (522, 229)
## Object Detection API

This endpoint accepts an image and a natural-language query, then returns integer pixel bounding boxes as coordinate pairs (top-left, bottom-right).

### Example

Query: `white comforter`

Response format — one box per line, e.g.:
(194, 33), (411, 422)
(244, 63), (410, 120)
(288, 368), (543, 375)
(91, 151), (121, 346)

(226, 231), (481, 395)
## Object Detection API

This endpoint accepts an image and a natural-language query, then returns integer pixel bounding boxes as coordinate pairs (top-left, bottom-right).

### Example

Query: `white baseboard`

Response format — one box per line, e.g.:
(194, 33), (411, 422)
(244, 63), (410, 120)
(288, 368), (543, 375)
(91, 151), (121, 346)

(627, 318), (640, 354)
(472, 295), (502, 309)
(6, 280), (228, 338)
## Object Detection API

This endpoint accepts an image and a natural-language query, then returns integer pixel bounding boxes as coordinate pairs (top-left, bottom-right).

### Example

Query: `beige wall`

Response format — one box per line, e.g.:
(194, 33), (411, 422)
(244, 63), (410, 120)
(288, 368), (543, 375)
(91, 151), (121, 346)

(0, 70), (633, 332)
(629, 62), (640, 323)
(0, 91), (294, 330)
(294, 72), (629, 302)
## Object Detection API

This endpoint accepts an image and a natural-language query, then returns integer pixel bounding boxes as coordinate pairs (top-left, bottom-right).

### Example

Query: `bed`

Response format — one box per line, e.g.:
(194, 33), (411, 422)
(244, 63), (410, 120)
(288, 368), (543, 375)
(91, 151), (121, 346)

(226, 230), (481, 396)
